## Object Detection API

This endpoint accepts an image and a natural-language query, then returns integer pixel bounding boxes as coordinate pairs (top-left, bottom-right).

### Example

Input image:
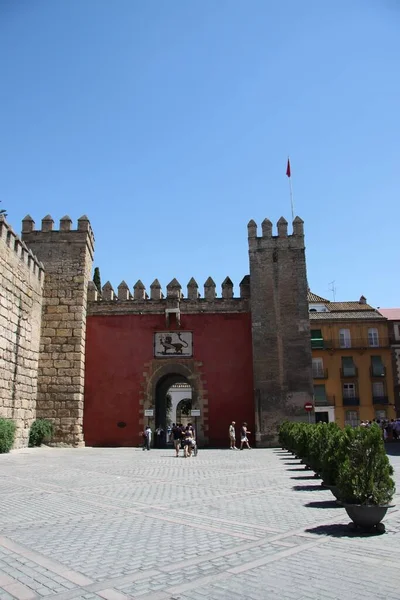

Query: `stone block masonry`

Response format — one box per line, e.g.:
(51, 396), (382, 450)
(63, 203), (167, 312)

(0, 215), (44, 448)
(22, 214), (94, 446)
(248, 217), (314, 446)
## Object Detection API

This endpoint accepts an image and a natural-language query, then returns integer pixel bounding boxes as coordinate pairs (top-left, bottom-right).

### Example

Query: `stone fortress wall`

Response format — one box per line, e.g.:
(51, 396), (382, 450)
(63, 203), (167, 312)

(0, 215), (44, 447)
(0, 213), (312, 448)
(21, 215), (94, 446)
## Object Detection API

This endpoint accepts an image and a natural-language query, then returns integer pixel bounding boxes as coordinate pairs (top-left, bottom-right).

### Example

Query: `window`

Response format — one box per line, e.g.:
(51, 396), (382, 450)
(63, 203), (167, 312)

(343, 383), (356, 398)
(372, 381), (385, 398)
(342, 356), (356, 377)
(339, 329), (351, 348)
(345, 410), (359, 427)
(314, 384), (327, 405)
(312, 358), (324, 377)
(368, 328), (379, 347)
(311, 329), (324, 349)
(375, 409), (386, 420)
(371, 356), (385, 377)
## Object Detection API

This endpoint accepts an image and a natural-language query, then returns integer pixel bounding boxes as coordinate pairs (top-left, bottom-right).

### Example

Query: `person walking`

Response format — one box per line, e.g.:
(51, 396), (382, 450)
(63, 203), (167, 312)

(229, 421), (237, 449)
(155, 425), (164, 448)
(143, 426), (152, 451)
(183, 428), (194, 458)
(171, 423), (182, 457)
(240, 422), (251, 450)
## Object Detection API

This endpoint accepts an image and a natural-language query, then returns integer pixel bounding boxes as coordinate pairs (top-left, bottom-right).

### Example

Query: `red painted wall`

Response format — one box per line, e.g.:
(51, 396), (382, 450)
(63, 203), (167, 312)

(84, 312), (254, 447)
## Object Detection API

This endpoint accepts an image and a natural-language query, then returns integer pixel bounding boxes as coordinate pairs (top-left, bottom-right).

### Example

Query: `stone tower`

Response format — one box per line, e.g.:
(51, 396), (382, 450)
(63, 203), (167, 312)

(21, 214), (94, 445)
(248, 216), (313, 446)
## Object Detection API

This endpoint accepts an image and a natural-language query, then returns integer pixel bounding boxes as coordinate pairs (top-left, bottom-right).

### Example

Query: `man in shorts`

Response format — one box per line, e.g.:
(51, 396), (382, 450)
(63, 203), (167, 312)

(229, 421), (237, 449)
(171, 423), (182, 457)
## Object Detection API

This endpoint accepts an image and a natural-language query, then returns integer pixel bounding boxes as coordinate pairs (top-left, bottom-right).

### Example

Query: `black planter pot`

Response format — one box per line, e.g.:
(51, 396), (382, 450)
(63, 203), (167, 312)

(339, 502), (394, 530)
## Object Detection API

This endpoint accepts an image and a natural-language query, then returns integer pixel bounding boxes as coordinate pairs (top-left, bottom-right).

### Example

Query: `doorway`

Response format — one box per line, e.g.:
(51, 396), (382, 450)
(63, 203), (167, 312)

(315, 411), (329, 423)
(154, 374), (193, 448)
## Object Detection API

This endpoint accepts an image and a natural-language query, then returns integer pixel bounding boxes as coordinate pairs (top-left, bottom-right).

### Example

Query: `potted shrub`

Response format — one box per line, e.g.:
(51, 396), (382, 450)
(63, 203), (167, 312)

(320, 425), (352, 499)
(336, 424), (395, 531)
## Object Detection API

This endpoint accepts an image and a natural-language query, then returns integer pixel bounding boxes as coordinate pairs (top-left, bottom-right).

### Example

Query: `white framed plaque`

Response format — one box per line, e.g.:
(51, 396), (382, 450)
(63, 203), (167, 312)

(154, 331), (193, 357)
(144, 409), (154, 417)
(190, 409), (201, 417)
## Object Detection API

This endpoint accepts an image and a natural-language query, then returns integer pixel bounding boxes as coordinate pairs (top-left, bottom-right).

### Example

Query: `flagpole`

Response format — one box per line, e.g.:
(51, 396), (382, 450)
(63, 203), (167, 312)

(286, 157), (294, 221)
(289, 175), (294, 222)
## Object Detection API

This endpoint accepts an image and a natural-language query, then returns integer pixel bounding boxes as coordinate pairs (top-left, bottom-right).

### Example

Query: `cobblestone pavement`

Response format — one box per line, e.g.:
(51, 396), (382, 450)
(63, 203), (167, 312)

(1, 446), (400, 600)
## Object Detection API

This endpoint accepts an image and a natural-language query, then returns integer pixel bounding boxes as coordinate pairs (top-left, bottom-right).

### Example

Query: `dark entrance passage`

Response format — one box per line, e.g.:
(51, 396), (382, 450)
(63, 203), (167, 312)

(315, 411), (329, 423)
(155, 373), (192, 448)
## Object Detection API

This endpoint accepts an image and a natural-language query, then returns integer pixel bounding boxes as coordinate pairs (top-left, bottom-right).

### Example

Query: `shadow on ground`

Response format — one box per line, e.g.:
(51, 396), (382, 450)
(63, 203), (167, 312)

(286, 468), (306, 472)
(291, 475), (320, 481)
(292, 485), (326, 492)
(305, 523), (386, 537)
(385, 443), (400, 456)
(304, 500), (341, 509)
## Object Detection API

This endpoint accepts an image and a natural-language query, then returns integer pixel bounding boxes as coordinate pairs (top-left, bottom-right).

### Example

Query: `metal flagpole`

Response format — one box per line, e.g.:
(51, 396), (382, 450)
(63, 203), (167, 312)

(287, 157), (294, 221)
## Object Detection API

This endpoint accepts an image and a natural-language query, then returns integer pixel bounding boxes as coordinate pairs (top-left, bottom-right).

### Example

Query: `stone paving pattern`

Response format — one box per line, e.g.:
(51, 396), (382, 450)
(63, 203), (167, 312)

(1, 446), (400, 599)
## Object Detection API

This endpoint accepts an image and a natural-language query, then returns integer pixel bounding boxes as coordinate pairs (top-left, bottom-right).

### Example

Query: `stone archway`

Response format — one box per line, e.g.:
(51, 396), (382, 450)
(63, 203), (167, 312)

(141, 360), (208, 446)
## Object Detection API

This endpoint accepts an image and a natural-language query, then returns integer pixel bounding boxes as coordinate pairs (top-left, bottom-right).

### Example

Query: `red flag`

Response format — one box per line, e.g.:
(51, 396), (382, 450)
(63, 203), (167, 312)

(286, 158), (291, 178)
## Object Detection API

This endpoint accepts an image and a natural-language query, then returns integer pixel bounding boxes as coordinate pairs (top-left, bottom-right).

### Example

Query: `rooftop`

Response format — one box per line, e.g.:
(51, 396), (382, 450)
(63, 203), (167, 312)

(378, 308), (400, 321)
(309, 310), (386, 321)
(308, 291), (385, 320)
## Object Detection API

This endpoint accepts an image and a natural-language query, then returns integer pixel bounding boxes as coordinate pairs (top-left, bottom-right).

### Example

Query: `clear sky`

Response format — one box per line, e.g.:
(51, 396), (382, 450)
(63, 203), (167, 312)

(1, 0), (399, 307)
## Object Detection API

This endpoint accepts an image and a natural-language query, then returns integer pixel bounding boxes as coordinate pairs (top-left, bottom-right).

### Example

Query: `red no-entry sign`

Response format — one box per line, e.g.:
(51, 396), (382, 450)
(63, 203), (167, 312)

(304, 402), (314, 412)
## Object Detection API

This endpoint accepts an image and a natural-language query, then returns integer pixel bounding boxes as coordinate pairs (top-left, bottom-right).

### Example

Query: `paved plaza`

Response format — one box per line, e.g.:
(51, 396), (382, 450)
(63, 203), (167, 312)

(0, 446), (400, 600)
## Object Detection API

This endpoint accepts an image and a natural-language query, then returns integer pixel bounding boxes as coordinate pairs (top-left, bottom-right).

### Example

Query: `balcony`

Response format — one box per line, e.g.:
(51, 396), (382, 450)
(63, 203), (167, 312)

(311, 339), (326, 349)
(311, 338), (390, 350)
(372, 396), (389, 405)
(312, 368), (328, 379)
(343, 396), (360, 406)
(370, 366), (386, 378)
(340, 367), (358, 378)
(314, 395), (335, 407)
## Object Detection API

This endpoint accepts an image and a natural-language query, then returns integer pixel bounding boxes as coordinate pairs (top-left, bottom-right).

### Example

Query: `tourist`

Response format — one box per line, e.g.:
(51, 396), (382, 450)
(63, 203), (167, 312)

(394, 419), (400, 440)
(171, 423), (182, 457)
(143, 426), (152, 451)
(229, 421), (237, 449)
(240, 422), (251, 450)
(183, 428), (194, 458)
(155, 425), (164, 448)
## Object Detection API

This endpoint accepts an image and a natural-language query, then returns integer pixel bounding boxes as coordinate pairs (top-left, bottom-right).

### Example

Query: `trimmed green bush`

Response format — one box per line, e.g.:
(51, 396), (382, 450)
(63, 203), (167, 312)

(319, 424), (351, 486)
(0, 419), (17, 453)
(278, 420), (396, 507)
(337, 424), (395, 506)
(29, 419), (53, 447)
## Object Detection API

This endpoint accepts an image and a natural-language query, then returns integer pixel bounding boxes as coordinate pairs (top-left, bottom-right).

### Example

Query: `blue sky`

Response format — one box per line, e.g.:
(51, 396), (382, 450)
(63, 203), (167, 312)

(1, 0), (399, 307)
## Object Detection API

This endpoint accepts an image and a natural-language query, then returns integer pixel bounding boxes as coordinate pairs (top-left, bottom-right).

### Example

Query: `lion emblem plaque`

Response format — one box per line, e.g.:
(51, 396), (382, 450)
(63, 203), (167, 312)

(154, 331), (193, 357)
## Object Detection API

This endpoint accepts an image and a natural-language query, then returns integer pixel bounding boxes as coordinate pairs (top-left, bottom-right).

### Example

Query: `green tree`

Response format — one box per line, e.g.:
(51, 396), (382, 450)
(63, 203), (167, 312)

(93, 267), (102, 292)
(165, 393), (172, 416)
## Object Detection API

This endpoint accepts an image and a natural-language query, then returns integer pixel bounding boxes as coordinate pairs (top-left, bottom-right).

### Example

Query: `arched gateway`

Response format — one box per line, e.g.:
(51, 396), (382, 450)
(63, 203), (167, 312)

(143, 360), (207, 447)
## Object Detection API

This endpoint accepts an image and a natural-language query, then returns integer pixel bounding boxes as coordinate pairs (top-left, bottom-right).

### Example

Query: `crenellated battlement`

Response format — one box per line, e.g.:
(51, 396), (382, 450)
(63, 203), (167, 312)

(247, 216), (304, 250)
(87, 275), (251, 315)
(88, 275), (250, 302)
(0, 214), (44, 282)
(21, 214), (95, 259)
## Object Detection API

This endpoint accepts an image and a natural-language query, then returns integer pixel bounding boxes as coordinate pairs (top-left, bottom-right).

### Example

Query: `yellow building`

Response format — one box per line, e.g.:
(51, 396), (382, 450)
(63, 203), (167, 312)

(308, 292), (395, 427)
